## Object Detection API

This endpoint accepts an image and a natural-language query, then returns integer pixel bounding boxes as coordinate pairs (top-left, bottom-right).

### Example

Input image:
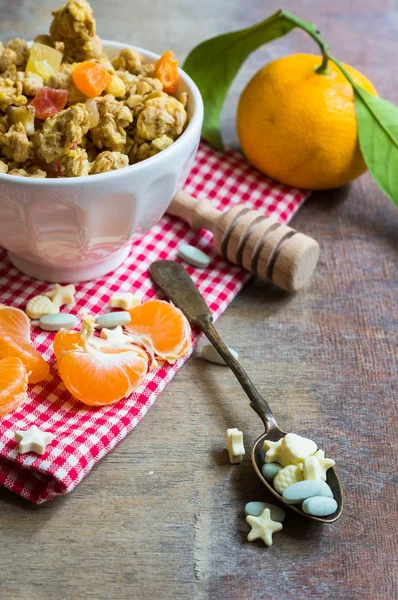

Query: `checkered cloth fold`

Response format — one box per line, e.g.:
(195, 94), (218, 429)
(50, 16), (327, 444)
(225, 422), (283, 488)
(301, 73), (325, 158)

(0, 143), (308, 503)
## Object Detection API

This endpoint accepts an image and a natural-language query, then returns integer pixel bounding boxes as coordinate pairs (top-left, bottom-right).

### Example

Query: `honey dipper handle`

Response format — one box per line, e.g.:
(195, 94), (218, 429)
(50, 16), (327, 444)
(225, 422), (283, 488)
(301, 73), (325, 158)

(167, 190), (220, 232)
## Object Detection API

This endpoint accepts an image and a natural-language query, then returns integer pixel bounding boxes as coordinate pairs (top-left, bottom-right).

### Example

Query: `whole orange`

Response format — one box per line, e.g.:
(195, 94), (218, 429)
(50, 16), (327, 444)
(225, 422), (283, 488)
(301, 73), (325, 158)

(236, 53), (377, 189)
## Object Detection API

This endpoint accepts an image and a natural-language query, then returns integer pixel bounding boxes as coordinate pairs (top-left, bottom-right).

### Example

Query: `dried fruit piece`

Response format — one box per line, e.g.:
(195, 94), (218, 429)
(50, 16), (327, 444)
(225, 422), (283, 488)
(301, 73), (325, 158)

(7, 106), (35, 135)
(0, 357), (28, 417)
(72, 61), (112, 97)
(26, 42), (63, 82)
(155, 50), (179, 94)
(30, 87), (68, 119)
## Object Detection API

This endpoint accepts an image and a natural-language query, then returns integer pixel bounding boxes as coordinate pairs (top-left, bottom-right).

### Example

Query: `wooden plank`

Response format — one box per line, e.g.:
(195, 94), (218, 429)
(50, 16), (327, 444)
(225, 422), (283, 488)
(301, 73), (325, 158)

(0, 1), (397, 599)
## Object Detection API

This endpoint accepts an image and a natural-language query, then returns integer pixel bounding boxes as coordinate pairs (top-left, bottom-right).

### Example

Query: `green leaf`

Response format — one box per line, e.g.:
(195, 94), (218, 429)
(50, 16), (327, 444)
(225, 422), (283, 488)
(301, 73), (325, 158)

(182, 10), (297, 150)
(353, 88), (398, 207)
(331, 57), (398, 208)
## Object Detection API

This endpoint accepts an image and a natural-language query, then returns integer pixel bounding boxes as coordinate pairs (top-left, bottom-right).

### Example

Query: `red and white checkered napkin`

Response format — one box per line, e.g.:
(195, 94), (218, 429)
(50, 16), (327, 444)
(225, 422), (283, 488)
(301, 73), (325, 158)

(0, 143), (309, 503)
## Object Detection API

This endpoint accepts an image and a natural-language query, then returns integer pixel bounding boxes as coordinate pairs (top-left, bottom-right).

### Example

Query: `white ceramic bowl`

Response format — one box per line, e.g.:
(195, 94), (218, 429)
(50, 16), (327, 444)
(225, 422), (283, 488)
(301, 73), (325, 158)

(0, 41), (203, 282)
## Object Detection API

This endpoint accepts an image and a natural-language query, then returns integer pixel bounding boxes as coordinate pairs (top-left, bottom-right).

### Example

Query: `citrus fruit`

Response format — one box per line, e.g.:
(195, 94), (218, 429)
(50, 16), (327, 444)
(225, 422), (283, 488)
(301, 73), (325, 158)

(0, 357), (29, 417)
(237, 53), (377, 190)
(0, 305), (50, 384)
(55, 315), (149, 406)
(125, 300), (192, 365)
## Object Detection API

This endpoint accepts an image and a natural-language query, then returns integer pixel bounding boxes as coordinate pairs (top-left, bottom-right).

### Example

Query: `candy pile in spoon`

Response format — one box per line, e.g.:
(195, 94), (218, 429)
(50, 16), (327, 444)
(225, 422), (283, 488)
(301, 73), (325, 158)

(262, 433), (336, 517)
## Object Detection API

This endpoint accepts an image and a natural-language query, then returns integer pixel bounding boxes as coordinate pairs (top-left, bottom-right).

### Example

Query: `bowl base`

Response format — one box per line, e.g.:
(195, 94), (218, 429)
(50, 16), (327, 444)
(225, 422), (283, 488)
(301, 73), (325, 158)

(7, 246), (131, 283)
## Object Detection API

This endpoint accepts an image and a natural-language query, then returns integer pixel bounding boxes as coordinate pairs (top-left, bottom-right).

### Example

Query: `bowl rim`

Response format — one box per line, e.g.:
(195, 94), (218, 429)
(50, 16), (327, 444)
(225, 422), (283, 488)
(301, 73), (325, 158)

(0, 40), (204, 186)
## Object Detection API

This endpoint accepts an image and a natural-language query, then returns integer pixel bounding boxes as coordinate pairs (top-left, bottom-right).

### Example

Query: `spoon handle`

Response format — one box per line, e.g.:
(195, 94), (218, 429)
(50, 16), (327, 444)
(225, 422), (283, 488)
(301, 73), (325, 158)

(149, 260), (278, 430)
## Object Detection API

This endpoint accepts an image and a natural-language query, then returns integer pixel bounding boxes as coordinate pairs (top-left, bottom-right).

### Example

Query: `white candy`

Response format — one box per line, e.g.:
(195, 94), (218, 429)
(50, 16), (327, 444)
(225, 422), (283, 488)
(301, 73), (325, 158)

(95, 311), (131, 329)
(26, 295), (59, 319)
(45, 283), (76, 307)
(303, 455), (324, 481)
(263, 438), (291, 467)
(178, 244), (211, 268)
(226, 428), (245, 464)
(273, 465), (304, 494)
(100, 326), (134, 345)
(201, 344), (238, 365)
(39, 313), (78, 332)
(313, 449), (335, 481)
(109, 292), (141, 310)
(15, 425), (54, 456)
(246, 508), (283, 547)
(282, 433), (317, 464)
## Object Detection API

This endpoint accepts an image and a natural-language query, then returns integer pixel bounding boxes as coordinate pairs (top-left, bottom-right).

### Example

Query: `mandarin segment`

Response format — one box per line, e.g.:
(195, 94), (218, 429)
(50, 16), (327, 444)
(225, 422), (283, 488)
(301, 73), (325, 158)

(0, 305), (50, 383)
(125, 300), (192, 363)
(53, 329), (84, 358)
(56, 315), (148, 406)
(0, 357), (29, 417)
(0, 305), (31, 339)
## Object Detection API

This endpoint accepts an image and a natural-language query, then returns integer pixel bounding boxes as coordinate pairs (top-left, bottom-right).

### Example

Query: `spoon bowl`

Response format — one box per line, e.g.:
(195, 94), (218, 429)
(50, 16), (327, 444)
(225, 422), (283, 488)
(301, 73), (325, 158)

(150, 260), (343, 523)
(252, 429), (343, 523)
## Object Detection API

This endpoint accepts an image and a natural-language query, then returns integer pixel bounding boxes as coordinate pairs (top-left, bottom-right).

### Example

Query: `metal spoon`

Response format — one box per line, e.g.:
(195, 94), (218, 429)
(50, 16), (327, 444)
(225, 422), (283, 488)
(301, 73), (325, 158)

(150, 260), (343, 523)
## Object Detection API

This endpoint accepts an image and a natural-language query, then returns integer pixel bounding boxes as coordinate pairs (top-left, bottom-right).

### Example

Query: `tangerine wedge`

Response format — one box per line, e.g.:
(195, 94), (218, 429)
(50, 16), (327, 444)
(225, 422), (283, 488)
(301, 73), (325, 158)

(53, 329), (84, 359)
(0, 305), (50, 384)
(56, 315), (148, 406)
(125, 300), (192, 365)
(0, 357), (29, 417)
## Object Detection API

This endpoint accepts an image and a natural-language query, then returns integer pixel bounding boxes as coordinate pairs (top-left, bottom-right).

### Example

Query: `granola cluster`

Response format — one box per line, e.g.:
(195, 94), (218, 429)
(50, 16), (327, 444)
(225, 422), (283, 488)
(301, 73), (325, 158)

(0, 0), (188, 178)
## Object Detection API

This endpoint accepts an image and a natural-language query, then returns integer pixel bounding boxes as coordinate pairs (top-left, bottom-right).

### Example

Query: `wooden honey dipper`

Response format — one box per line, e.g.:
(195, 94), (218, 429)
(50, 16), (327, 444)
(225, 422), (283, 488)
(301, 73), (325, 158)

(167, 190), (320, 292)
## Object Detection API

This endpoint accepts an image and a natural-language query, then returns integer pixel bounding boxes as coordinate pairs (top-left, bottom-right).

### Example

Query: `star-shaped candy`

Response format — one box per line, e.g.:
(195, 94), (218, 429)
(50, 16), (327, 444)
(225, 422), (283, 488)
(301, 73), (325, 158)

(109, 292), (141, 310)
(15, 425), (54, 456)
(100, 326), (134, 345)
(314, 449), (335, 481)
(246, 508), (283, 546)
(226, 428), (245, 464)
(263, 438), (291, 467)
(45, 283), (76, 307)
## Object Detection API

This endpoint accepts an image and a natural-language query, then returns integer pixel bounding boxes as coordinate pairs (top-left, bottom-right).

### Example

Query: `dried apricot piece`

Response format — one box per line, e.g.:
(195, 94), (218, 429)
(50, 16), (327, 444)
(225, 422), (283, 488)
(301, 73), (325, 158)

(155, 50), (179, 94)
(72, 62), (112, 97)
(0, 357), (28, 417)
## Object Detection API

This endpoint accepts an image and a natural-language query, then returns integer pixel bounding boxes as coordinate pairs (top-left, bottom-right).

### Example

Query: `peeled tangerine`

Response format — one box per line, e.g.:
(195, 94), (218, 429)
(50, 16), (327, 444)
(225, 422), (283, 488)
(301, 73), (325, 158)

(54, 300), (192, 406)
(0, 357), (28, 417)
(0, 305), (50, 384)
(54, 315), (149, 406)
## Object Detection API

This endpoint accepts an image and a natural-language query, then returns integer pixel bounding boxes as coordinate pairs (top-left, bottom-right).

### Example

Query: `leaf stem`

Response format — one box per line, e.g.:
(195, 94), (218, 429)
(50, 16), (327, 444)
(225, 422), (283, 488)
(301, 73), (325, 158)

(282, 10), (331, 74)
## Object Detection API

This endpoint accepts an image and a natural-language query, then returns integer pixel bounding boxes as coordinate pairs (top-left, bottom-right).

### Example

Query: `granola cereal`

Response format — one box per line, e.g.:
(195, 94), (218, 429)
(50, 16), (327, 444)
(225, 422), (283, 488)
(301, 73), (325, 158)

(0, 0), (189, 178)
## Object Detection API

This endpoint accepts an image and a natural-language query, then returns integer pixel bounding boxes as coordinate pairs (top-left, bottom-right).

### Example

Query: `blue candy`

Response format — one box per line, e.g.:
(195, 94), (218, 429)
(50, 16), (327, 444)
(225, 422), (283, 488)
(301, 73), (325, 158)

(262, 462), (282, 482)
(282, 480), (333, 505)
(302, 496), (338, 517)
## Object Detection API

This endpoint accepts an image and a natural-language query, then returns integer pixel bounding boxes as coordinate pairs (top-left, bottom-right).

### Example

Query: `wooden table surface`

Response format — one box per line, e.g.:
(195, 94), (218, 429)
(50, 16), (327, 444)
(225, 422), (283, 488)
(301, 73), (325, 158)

(0, 1), (397, 599)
